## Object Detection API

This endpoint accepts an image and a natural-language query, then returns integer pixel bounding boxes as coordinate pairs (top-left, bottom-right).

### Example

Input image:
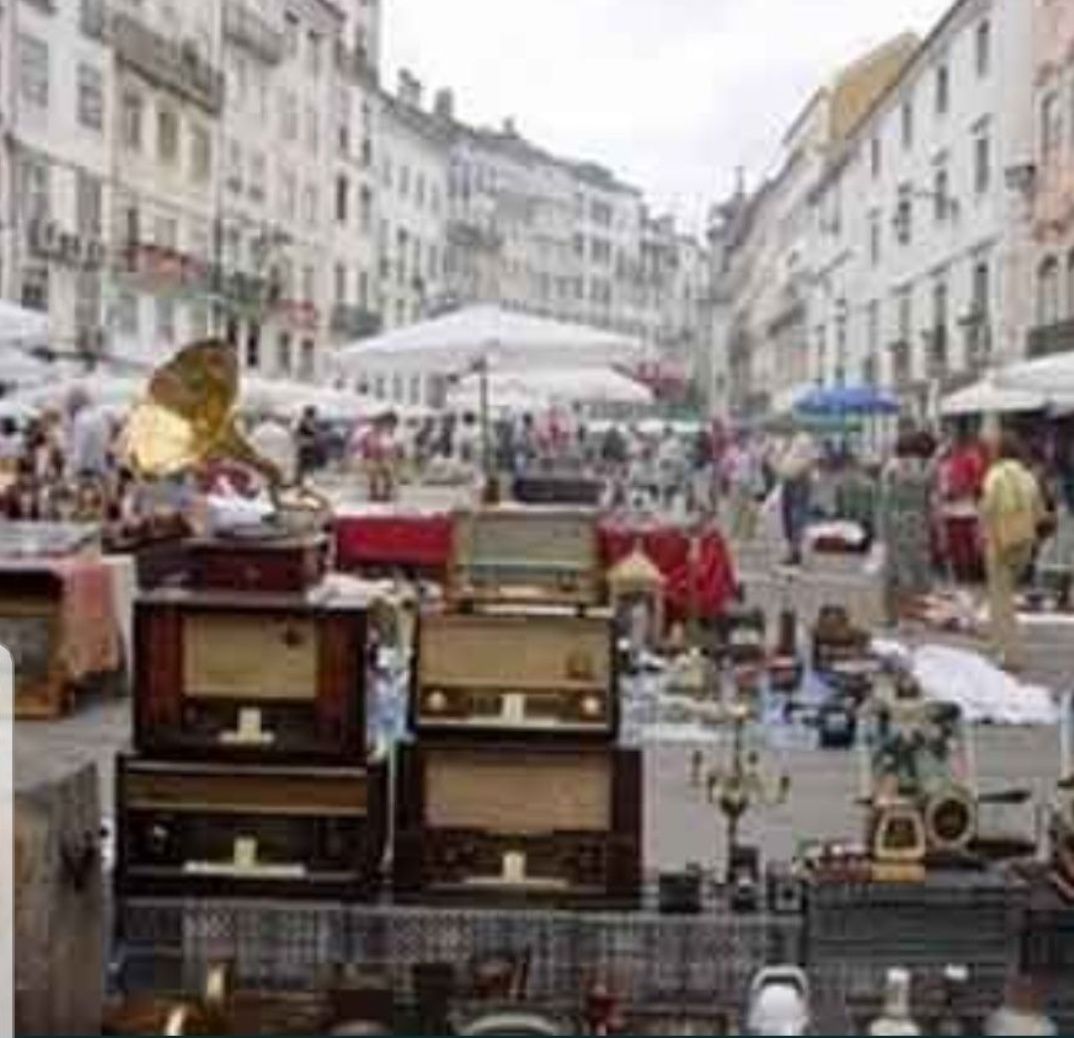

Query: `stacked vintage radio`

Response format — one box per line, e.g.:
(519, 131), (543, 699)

(114, 535), (386, 901)
(394, 507), (643, 907)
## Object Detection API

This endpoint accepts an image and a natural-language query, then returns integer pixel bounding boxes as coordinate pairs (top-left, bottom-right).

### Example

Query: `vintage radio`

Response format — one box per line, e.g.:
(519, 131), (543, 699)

(412, 609), (617, 739)
(394, 741), (641, 906)
(185, 533), (329, 594)
(451, 507), (602, 609)
(512, 472), (604, 506)
(134, 587), (368, 762)
(115, 755), (386, 899)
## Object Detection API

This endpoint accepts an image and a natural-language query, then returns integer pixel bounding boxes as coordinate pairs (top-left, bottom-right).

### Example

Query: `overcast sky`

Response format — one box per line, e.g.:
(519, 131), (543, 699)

(384, 0), (954, 232)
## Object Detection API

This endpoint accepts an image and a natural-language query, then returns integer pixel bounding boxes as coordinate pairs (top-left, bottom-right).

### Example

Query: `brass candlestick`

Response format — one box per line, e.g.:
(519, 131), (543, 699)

(695, 700), (790, 880)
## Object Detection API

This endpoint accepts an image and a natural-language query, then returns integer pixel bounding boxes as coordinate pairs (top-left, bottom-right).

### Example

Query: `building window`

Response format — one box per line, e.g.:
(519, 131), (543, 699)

(359, 186), (373, 234)
(306, 31), (322, 78)
(249, 151), (266, 203)
(245, 324), (261, 369)
(934, 166), (949, 223)
(976, 19), (990, 78)
(867, 300), (880, 356)
(336, 175), (349, 224)
(400, 164), (410, 199)
(154, 216), (178, 250)
(301, 264), (316, 303)
(895, 187), (912, 245)
(391, 371), (403, 399)
(158, 107), (179, 164)
(116, 291), (138, 336)
(870, 136), (882, 179)
(277, 332), (292, 373)
(305, 107), (319, 154)
(226, 139), (242, 193)
(156, 298), (176, 343)
(18, 34), (49, 108)
(77, 63), (103, 130)
(974, 126), (991, 193)
(76, 171), (102, 236)
(415, 172), (426, 208)
(280, 168), (296, 220)
(1041, 91), (1062, 165)
(358, 270), (369, 308)
(284, 12), (299, 57)
(281, 90), (298, 141)
(191, 124), (212, 183)
(19, 157), (49, 222)
(334, 262), (347, 303)
(1038, 256), (1060, 325)
(122, 90), (143, 150)
(21, 265), (49, 312)
(935, 64), (949, 116)
(869, 211), (881, 266)
(901, 97), (914, 149)
(299, 340), (315, 379)
(972, 258), (990, 316)
(302, 184), (319, 226)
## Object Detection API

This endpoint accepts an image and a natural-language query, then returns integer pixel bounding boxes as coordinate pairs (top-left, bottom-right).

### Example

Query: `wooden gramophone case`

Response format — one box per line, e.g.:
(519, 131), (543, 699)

(450, 507), (602, 608)
(412, 609), (617, 739)
(134, 587), (367, 762)
(184, 534), (329, 594)
(115, 755), (386, 899)
(393, 741), (641, 905)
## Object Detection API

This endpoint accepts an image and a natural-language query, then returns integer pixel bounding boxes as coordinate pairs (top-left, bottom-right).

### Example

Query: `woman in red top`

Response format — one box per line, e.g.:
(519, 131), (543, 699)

(938, 429), (987, 582)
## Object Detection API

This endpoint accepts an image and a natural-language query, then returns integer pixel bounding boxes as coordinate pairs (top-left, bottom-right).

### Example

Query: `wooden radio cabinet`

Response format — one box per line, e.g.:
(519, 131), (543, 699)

(412, 608), (617, 739)
(394, 741), (641, 906)
(134, 587), (368, 762)
(115, 755), (386, 900)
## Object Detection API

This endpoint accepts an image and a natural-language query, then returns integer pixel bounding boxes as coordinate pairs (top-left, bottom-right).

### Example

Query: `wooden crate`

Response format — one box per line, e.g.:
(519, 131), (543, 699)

(134, 587), (368, 763)
(412, 608), (617, 740)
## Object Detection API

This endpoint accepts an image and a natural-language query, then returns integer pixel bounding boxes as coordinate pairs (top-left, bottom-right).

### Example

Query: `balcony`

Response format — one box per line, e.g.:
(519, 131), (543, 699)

(112, 12), (224, 114)
(330, 304), (381, 339)
(334, 39), (378, 87)
(1027, 316), (1074, 358)
(223, 0), (284, 65)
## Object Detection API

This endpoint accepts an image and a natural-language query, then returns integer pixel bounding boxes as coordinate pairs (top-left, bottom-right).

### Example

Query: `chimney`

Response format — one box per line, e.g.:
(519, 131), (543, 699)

(397, 68), (423, 108)
(502, 116), (517, 136)
(434, 88), (455, 122)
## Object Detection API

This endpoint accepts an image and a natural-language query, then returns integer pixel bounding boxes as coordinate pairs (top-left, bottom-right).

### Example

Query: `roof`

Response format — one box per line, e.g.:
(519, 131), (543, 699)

(378, 89), (453, 146)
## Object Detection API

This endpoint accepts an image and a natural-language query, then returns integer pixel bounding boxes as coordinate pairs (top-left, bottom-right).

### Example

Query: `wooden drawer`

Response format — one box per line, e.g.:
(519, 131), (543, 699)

(115, 755), (386, 900)
(394, 742), (641, 906)
(134, 590), (367, 763)
(412, 609), (617, 739)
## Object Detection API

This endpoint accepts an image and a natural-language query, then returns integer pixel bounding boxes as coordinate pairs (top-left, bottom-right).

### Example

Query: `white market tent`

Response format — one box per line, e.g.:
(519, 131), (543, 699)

(939, 373), (1055, 417)
(0, 301), (53, 387)
(240, 376), (377, 421)
(334, 304), (645, 378)
(447, 365), (652, 413)
(995, 352), (1074, 402)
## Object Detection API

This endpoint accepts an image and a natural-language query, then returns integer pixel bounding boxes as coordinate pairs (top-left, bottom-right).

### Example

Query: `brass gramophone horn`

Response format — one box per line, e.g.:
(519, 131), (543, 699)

(122, 338), (328, 522)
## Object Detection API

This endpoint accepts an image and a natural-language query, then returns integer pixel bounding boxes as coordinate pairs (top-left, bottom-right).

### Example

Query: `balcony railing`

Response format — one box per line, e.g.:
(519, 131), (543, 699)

(223, 0), (284, 65)
(330, 304), (381, 338)
(112, 12), (224, 114)
(1027, 316), (1074, 358)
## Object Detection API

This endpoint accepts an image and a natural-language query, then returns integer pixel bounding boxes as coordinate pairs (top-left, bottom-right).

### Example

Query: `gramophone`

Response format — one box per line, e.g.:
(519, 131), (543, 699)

(122, 339), (330, 592)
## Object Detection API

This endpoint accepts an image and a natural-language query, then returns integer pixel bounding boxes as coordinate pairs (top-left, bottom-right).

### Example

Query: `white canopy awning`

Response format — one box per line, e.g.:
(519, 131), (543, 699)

(335, 304), (644, 376)
(447, 365), (652, 412)
(940, 374), (1054, 416)
(0, 300), (49, 344)
(995, 352), (1074, 401)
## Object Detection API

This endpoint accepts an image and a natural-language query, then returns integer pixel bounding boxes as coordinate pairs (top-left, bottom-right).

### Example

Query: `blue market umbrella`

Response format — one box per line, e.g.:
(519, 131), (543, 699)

(794, 384), (900, 417)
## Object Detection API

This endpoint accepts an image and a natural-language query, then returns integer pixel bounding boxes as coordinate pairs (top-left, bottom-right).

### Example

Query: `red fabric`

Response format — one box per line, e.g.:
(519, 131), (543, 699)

(941, 445), (986, 501)
(598, 521), (737, 620)
(942, 515), (983, 582)
(334, 511), (455, 572)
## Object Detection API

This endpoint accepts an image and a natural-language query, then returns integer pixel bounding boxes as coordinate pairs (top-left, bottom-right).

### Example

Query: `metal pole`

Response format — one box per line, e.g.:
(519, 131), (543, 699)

(479, 355), (492, 498)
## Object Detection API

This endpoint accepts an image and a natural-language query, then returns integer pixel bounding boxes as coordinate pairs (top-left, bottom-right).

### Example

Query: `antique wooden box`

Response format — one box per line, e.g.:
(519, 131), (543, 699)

(134, 587), (367, 762)
(412, 608), (617, 739)
(451, 507), (602, 608)
(512, 473), (604, 506)
(115, 755), (386, 899)
(0, 567), (67, 719)
(186, 533), (329, 593)
(394, 741), (641, 906)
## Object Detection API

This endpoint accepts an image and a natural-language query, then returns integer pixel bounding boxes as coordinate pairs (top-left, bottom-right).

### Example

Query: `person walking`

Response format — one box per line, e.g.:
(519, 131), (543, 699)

(879, 432), (935, 625)
(980, 434), (1045, 672)
(776, 430), (817, 565)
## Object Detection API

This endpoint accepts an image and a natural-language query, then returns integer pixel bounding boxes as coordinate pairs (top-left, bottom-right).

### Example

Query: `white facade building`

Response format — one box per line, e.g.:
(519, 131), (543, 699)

(807, 0), (1034, 419)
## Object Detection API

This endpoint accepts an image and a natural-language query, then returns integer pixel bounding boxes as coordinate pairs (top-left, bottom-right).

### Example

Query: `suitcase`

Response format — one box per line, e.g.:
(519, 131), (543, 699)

(185, 533), (329, 594)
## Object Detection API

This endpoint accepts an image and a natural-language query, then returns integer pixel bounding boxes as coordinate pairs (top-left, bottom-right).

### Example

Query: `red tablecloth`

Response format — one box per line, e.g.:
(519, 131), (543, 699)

(335, 510), (454, 572)
(598, 521), (736, 620)
(334, 510), (737, 617)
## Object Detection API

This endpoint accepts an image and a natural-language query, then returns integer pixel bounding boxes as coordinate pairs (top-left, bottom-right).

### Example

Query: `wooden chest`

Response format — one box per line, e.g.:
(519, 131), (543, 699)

(0, 567), (68, 719)
(412, 608), (617, 739)
(134, 587), (368, 762)
(451, 507), (602, 608)
(186, 534), (328, 593)
(394, 741), (641, 906)
(115, 755), (386, 900)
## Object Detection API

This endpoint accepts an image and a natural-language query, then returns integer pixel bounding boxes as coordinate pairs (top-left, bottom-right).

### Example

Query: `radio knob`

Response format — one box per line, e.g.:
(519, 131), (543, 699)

(427, 690), (448, 713)
(581, 695), (602, 718)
